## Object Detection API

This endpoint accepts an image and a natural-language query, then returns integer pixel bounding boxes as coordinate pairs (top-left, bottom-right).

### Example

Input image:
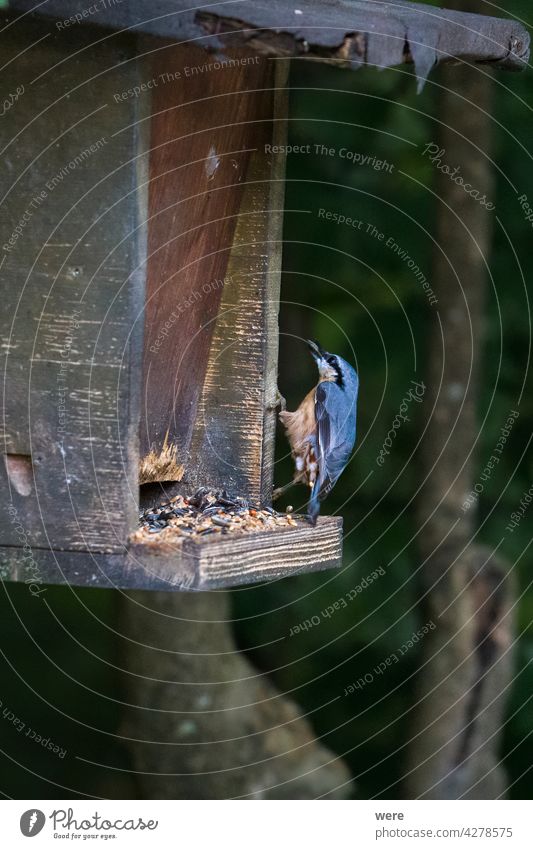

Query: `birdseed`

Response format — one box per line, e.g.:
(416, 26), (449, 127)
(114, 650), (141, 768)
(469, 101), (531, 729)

(132, 487), (300, 543)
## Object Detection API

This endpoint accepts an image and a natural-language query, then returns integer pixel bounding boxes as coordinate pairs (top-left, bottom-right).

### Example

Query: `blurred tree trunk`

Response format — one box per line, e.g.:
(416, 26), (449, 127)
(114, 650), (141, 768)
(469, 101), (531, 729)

(405, 4), (514, 799)
(118, 591), (352, 799)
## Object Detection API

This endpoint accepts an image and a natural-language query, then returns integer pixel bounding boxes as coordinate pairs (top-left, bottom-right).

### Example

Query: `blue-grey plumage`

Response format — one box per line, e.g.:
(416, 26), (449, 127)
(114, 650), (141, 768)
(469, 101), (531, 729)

(277, 340), (358, 525)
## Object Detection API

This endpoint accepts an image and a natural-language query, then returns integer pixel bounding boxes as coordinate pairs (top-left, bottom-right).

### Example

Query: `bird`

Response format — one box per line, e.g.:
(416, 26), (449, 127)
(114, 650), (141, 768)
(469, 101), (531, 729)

(275, 339), (358, 525)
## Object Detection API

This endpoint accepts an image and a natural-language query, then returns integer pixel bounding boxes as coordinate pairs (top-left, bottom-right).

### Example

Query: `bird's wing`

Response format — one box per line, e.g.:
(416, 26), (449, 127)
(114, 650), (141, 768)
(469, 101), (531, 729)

(315, 381), (356, 501)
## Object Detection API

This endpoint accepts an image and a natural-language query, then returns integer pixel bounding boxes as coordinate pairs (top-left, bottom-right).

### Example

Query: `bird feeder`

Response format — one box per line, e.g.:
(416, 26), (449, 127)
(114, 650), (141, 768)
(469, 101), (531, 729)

(0, 0), (528, 591)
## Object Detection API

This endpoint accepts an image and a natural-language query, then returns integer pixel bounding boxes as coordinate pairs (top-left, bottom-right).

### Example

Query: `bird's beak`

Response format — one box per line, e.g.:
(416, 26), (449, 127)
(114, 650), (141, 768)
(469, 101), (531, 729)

(307, 339), (324, 361)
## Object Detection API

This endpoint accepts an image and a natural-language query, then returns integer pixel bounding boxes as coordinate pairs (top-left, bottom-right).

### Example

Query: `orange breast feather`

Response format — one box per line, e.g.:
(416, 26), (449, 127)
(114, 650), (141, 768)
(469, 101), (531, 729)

(279, 387), (318, 486)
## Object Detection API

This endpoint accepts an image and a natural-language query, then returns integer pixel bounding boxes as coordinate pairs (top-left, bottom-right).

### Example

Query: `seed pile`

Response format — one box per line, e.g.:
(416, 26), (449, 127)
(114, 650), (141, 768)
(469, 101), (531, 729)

(133, 487), (299, 542)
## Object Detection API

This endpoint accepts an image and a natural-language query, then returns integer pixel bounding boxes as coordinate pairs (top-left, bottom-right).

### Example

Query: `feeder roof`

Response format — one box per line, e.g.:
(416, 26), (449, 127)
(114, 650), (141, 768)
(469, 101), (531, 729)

(10, 0), (530, 89)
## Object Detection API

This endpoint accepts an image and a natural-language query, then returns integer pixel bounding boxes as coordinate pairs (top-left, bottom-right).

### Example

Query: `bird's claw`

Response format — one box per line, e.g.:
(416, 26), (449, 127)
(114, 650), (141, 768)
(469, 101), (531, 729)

(269, 388), (286, 412)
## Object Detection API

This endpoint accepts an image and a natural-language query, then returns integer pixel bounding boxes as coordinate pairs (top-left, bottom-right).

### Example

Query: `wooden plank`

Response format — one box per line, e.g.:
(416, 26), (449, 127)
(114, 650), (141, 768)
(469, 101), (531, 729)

(9, 1), (530, 80)
(1, 362), (138, 551)
(140, 43), (287, 503)
(0, 516), (343, 590)
(0, 18), (148, 552)
(194, 515), (342, 588)
(141, 41), (267, 458)
(187, 65), (288, 503)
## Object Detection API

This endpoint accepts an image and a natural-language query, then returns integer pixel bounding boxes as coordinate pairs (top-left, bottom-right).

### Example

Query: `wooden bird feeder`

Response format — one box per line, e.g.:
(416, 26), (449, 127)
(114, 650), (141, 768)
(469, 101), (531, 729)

(0, 0), (528, 591)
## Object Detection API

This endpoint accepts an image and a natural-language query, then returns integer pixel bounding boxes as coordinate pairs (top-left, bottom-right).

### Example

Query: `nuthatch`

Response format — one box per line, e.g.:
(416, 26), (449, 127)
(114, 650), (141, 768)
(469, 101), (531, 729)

(276, 340), (358, 524)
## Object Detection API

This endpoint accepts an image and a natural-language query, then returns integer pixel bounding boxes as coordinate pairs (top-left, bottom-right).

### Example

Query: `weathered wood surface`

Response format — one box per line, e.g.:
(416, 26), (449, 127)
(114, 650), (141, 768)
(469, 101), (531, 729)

(141, 43), (262, 460)
(0, 19), (147, 551)
(140, 43), (287, 502)
(187, 68), (288, 504)
(10, 0), (530, 85)
(0, 516), (342, 590)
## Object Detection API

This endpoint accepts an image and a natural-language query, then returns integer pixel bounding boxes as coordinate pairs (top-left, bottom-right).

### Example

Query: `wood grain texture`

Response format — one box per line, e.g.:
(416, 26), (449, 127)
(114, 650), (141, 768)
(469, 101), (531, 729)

(193, 515), (342, 588)
(10, 1), (529, 78)
(140, 43), (287, 503)
(186, 71), (288, 501)
(0, 516), (342, 590)
(260, 72), (289, 504)
(0, 19), (147, 552)
(140, 43), (268, 459)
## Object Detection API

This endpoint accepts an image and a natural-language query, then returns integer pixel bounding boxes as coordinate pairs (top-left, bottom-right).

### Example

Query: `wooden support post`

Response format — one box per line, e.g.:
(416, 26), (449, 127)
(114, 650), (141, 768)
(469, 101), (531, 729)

(119, 589), (352, 799)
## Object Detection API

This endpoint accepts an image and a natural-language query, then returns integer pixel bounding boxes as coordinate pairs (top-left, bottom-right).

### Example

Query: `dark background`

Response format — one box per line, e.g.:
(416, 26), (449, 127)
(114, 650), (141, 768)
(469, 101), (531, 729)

(0, 0), (532, 799)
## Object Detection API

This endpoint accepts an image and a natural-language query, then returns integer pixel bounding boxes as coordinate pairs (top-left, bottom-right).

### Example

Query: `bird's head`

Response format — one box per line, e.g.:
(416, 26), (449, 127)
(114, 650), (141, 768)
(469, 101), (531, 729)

(306, 339), (358, 391)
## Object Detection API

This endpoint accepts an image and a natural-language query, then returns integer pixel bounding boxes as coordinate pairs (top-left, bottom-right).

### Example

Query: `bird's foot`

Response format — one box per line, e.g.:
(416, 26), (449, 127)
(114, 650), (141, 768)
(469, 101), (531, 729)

(268, 387), (286, 413)
(272, 479), (296, 501)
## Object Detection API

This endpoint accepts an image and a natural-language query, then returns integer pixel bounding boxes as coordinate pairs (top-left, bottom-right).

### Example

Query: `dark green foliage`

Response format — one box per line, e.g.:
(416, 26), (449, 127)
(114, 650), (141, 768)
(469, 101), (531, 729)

(234, 25), (533, 798)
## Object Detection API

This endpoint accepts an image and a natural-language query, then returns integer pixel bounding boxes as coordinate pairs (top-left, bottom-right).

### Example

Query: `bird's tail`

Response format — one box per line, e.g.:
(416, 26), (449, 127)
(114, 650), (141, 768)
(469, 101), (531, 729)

(307, 484), (321, 526)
